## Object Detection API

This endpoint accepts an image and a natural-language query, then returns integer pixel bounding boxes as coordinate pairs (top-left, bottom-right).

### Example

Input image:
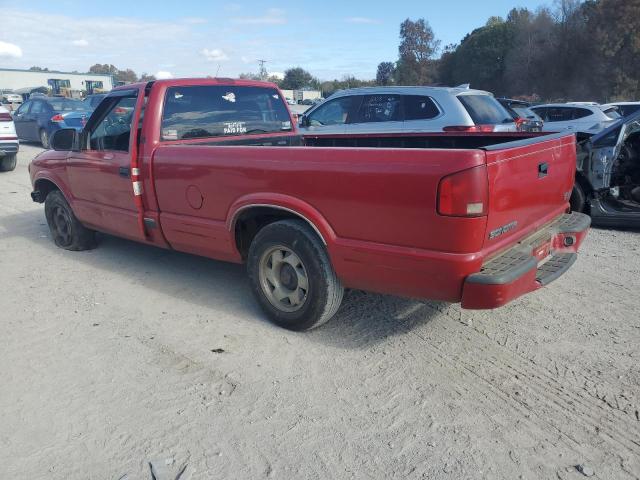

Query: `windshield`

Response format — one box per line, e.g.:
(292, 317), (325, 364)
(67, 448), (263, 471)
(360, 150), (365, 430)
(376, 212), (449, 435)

(49, 99), (92, 112)
(161, 85), (292, 140)
(458, 94), (513, 124)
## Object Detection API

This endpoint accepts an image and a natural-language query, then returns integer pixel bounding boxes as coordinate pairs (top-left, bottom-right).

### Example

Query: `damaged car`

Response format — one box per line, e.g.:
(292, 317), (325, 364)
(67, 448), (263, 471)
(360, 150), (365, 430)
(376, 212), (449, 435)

(572, 109), (640, 227)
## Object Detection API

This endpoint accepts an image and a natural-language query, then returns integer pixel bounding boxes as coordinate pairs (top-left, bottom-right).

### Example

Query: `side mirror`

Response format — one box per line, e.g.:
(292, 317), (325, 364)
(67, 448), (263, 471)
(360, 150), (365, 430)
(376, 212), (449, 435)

(299, 115), (308, 127)
(51, 128), (78, 151)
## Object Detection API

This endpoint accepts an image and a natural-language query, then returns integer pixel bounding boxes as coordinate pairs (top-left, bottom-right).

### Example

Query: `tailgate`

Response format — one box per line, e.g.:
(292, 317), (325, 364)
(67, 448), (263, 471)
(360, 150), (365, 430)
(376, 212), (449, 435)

(482, 132), (576, 251)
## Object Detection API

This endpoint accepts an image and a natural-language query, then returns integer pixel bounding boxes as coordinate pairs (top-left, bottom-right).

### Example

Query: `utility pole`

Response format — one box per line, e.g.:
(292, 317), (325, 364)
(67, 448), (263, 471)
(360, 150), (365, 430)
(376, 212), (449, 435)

(257, 59), (268, 80)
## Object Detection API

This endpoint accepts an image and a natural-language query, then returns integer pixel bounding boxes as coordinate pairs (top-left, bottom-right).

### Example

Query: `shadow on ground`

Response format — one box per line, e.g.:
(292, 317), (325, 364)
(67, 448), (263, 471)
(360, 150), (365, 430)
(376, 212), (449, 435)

(1, 208), (444, 349)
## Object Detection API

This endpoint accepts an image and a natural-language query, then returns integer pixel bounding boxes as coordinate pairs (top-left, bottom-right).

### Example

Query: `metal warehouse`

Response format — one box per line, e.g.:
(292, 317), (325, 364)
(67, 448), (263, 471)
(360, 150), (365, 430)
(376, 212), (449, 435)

(0, 68), (113, 95)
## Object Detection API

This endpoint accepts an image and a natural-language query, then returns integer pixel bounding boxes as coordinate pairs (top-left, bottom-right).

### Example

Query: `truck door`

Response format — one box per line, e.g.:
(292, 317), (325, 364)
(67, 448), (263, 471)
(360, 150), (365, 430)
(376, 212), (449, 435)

(66, 89), (145, 241)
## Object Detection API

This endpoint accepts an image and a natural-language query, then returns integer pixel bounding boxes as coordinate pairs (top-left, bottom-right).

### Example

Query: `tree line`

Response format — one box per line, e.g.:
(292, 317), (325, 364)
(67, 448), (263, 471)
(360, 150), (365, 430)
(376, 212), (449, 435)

(377, 0), (640, 102)
(257, 0), (640, 101)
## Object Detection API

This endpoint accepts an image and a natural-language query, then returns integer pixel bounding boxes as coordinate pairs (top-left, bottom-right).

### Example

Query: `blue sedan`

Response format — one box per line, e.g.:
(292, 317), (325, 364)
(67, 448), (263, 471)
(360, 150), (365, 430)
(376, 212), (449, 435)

(13, 97), (93, 148)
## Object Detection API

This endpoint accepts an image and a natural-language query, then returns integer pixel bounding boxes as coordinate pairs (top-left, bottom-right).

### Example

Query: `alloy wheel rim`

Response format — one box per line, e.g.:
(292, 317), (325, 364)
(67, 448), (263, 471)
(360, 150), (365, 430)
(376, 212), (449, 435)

(259, 245), (309, 312)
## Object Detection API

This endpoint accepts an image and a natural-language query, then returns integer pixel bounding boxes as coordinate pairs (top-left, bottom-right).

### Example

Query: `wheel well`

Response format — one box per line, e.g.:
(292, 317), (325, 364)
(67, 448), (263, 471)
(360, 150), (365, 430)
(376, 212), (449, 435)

(234, 206), (325, 259)
(34, 179), (60, 203)
(575, 171), (592, 195)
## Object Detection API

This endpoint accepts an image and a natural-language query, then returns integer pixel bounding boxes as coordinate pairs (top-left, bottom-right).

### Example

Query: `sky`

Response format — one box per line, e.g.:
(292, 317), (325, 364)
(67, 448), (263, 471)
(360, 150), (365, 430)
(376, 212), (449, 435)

(0, 0), (548, 81)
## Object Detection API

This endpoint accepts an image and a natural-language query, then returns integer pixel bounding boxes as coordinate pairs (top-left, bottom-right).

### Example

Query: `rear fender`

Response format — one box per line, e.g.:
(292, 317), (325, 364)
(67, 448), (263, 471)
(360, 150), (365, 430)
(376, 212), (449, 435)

(227, 193), (337, 249)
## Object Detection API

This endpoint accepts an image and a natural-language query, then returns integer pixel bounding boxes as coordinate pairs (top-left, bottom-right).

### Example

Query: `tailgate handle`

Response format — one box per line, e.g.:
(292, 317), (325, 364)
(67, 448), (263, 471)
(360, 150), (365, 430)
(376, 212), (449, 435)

(538, 162), (548, 178)
(119, 166), (130, 178)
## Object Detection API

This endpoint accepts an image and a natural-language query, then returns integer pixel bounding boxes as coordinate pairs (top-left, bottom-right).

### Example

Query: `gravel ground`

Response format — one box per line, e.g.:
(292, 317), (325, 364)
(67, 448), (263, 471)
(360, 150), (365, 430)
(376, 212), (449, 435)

(1, 144), (639, 480)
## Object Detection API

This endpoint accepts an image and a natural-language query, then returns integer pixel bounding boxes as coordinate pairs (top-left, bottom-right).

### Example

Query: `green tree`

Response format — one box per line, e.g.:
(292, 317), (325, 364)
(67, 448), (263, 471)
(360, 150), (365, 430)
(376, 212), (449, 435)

(395, 18), (440, 85)
(376, 62), (396, 85)
(447, 17), (514, 95)
(280, 67), (318, 90)
(593, 0), (640, 100)
(29, 66), (49, 72)
(88, 64), (138, 84)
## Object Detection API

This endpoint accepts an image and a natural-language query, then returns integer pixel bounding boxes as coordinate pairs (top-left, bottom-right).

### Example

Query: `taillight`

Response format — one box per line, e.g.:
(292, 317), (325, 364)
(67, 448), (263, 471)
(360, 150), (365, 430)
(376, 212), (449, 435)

(0, 112), (12, 122)
(51, 114), (65, 122)
(443, 125), (495, 132)
(437, 165), (489, 217)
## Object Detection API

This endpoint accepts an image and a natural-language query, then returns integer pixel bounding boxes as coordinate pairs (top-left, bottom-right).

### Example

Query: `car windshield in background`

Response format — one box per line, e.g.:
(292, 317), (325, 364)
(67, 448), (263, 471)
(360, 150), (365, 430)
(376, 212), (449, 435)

(49, 99), (92, 112)
(161, 85), (292, 141)
(458, 94), (513, 124)
(617, 105), (640, 117)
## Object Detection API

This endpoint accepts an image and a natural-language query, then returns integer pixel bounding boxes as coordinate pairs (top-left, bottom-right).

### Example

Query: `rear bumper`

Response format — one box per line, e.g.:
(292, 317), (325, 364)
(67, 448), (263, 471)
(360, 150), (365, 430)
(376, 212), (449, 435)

(0, 140), (19, 156)
(461, 212), (590, 309)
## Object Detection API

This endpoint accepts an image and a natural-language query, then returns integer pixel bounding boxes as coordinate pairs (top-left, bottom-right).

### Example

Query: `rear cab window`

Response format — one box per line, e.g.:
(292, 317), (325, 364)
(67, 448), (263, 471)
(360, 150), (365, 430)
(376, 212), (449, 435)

(457, 94), (513, 125)
(161, 85), (292, 141)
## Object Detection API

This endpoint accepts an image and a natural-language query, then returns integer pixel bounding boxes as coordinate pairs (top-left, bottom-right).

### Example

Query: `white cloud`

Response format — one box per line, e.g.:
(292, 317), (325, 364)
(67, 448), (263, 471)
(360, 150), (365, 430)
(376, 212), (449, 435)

(345, 17), (381, 25)
(0, 41), (23, 58)
(201, 48), (228, 62)
(155, 71), (173, 79)
(72, 39), (89, 47)
(233, 8), (286, 25)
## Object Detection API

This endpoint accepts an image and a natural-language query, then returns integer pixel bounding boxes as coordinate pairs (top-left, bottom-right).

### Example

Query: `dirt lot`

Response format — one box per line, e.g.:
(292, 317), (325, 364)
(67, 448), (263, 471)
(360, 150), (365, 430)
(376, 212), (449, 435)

(1, 144), (639, 480)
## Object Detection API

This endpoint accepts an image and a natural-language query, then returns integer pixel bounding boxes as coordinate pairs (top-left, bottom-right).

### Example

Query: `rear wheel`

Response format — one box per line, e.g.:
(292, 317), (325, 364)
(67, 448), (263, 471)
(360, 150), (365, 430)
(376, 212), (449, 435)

(247, 219), (344, 331)
(44, 190), (96, 250)
(40, 129), (50, 149)
(0, 154), (16, 172)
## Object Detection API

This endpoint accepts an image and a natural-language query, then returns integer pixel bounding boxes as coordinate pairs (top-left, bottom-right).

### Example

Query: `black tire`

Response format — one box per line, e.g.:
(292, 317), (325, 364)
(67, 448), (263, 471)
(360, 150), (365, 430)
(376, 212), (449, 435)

(247, 219), (344, 331)
(40, 129), (50, 149)
(44, 190), (96, 251)
(570, 182), (586, 213)
(0, 154), (16, 172)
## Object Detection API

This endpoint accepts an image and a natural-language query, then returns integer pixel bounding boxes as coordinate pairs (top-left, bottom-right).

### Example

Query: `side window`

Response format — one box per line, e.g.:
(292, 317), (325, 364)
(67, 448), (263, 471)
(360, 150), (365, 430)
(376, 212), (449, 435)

(89, 97), (137, 152)
(544, 107), (573, 123)
(15, 101), (31, 114)
(531, 107), (546, 121)
(404, 95), (440, 121)
(31, 102), (44, 114)
(572, 108), (592, 120)
(307, 97), (357, 126)
(353, 94), (402, 123)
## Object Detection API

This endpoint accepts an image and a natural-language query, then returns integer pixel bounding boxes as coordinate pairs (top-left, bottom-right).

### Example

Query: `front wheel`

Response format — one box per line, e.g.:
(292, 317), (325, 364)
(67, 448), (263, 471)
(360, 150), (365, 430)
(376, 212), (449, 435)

(0, 154), (16, 172)
(44, 190), (96, 250)
(247, 219), (344, 331)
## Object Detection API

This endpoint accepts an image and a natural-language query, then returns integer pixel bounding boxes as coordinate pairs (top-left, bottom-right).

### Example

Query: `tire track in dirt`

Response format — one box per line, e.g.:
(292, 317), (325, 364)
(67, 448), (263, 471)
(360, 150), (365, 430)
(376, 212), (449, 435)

(406, 307), (640, 478)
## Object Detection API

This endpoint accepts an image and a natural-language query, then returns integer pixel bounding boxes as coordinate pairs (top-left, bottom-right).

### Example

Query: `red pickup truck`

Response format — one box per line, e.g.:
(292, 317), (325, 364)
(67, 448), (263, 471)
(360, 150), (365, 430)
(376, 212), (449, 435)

(29, 79), (590, 330)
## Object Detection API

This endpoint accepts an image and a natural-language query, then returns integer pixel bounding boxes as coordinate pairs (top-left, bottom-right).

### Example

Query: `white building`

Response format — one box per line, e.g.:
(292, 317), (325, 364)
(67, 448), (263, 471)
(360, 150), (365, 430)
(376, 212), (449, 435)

(0, 68), (114, 95)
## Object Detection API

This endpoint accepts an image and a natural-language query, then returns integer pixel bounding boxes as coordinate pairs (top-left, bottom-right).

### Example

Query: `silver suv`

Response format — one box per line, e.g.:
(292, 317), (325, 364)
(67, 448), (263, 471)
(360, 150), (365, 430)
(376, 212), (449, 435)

(298, 85), (517, 134)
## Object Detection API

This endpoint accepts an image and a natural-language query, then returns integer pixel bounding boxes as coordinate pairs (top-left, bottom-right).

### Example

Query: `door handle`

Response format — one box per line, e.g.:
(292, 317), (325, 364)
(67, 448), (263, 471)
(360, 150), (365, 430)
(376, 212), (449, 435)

(538, 162), (549, 178)
(119, 166), (130, 178)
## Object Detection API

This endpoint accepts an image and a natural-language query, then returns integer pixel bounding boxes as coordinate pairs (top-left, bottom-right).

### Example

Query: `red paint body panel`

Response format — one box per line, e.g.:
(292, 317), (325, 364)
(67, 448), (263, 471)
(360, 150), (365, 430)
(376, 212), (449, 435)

(29, 79), (589, 308)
